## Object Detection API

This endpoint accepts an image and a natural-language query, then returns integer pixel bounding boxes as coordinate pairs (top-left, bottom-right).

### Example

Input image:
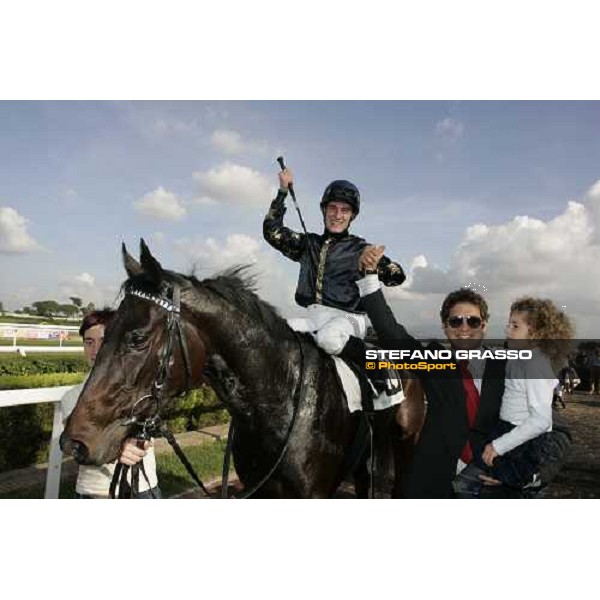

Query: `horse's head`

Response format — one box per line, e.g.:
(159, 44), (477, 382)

(61, 240), (208, 466)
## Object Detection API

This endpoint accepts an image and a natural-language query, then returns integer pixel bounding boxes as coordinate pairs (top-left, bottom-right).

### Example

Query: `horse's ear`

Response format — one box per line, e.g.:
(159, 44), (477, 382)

(139, 238), (163, 283)
(122, 242), (143, 278)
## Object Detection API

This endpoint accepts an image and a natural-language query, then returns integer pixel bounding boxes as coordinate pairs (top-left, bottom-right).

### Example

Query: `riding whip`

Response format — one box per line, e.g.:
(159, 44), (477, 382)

(277, 156), (310, 237)
(276, 155), (318, 277)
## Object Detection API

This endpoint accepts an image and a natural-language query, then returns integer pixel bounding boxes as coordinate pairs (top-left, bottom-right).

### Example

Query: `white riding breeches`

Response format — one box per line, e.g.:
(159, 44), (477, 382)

(287, 304), (367, 355)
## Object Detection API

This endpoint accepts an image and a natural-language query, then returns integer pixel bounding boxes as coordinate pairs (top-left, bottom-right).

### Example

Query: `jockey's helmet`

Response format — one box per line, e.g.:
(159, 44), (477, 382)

(320, 180), (360, 217)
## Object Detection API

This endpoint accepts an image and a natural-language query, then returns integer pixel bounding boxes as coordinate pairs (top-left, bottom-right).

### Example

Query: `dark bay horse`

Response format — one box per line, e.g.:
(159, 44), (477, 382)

(61, 240), (425, 498)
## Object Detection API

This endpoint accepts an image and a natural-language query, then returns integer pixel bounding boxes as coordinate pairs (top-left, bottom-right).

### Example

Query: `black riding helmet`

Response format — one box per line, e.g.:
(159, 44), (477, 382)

(320, 180), (361, 217)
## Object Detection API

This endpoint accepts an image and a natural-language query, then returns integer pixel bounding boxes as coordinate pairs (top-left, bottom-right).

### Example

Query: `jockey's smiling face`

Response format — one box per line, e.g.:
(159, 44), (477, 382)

(324, 201), (354, 234)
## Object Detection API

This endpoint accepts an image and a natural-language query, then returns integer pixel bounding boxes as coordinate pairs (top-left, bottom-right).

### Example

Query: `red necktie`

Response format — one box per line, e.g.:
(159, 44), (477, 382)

(458, 360), (480, 464)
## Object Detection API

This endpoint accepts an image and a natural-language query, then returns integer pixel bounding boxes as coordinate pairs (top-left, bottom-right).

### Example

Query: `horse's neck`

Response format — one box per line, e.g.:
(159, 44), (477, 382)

(196, 298), (300, 409)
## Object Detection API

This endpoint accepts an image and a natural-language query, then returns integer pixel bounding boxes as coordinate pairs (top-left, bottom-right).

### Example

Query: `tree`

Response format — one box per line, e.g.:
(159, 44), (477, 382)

(0, 301), (4, 314)
(69, 297), (83, 309)
(32, 300), (61, 317)
(58, 304), (80, 317)
(83, 302), (96, 315)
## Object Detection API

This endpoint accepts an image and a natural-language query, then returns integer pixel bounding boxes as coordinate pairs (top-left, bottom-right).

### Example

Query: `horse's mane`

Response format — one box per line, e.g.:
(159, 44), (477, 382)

(192, 265), (294, 339)
(122, 264), (294, 340)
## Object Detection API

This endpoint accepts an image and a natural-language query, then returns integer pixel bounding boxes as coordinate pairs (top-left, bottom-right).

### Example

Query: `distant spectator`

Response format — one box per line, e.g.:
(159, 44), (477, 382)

(589, 348), (600, 395)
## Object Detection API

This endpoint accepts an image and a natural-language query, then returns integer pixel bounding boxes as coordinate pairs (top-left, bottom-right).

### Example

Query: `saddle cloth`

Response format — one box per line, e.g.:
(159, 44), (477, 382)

(331, 356), (405, 413)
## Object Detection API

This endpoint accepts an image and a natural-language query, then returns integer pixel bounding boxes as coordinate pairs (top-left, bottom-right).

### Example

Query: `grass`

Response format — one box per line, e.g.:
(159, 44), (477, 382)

(0, 372), (86, 390)
(0, 440), (228, 499)
(0, 352), (83, 364)
(155, 439), (228, 497)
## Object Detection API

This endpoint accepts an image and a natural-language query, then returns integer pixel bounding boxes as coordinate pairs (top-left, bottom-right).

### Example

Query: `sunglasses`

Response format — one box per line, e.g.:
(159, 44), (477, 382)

(447, 315), (483, 329)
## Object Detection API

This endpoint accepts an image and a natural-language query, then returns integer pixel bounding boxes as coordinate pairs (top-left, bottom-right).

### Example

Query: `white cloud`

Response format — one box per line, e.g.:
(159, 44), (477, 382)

(73, 272), (95, 286)
(587, 179), (600, 199)
(435, 117), (464, 139)
(174, 233), (297, 316)
(583, 178), (600, 243)
(210, 129), (245, 154)
(133, 187), (187, 221)
(175, 233), (262, 272)
(453, 201), (593, 290)
(58, 272), (118, 308)
(190, 195), (219, 207)
(389, 185), (600, 336)
(209, 128), (268, 156)
(0, 207), (42, 254)
(192, 162), (273, 206)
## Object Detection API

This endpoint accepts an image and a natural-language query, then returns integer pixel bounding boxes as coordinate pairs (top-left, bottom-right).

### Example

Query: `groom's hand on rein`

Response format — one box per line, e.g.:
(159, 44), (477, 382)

(119, 438), (149, 466)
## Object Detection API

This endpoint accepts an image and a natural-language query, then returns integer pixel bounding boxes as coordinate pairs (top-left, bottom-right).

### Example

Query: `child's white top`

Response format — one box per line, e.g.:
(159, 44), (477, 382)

(493, 346), (557, 456)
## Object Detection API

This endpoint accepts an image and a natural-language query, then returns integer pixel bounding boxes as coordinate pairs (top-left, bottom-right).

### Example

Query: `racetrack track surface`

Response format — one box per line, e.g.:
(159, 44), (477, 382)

(180, 391), (600, 499)
(2, 394), (598, 499)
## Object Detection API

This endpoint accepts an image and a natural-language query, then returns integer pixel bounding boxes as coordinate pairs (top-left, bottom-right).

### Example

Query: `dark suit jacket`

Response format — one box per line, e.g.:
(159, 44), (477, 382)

(362, 289), (506, 498)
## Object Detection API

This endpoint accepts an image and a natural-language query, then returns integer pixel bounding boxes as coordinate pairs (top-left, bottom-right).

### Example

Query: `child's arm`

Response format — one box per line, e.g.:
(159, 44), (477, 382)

(263, 189), (306, 262)
(491, 366), (556, 457)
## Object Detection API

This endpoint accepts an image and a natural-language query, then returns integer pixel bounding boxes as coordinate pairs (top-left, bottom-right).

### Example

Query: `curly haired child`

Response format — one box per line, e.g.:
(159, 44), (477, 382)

(455, 297), (574, 496)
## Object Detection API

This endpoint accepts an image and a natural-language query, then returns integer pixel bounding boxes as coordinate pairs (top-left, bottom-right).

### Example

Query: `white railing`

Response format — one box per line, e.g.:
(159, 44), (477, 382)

(0, 386), (74, 499)
(0, 321), (81, 351)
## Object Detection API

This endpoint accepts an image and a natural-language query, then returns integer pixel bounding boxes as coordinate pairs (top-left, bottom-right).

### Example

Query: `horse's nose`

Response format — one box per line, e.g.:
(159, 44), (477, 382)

(70, 440), (89, 464)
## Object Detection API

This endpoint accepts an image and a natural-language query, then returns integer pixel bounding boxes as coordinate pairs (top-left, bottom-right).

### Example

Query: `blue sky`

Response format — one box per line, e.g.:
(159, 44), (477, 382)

(1, 101), (599, 336)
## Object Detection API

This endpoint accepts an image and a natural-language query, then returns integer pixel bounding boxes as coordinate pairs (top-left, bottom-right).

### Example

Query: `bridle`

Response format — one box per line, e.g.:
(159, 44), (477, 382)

(127, 281), (194, 417)
(110, 279), (305, 499)
(110, 280), (200, 498)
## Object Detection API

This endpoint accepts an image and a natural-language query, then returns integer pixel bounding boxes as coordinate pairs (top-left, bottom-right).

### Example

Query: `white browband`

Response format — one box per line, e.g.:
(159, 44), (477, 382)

(127, 287), (179, 313)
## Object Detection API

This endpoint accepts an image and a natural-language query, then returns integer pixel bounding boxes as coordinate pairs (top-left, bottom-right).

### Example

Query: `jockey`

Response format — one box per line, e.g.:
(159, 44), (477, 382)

(263, 167), (406, 364)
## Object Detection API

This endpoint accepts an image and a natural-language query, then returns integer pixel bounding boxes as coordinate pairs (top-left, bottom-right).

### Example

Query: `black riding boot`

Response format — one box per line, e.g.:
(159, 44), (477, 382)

(338, 337), (402, 409)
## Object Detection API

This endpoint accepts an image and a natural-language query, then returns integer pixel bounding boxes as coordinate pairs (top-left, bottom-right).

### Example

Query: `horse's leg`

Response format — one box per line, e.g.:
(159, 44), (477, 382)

(396, 374), (426, 440)
(390, 374), (426, 498)
(353, 459), (370, 498)
(372, 409), (398, 498)
(391, 429), (419, 498)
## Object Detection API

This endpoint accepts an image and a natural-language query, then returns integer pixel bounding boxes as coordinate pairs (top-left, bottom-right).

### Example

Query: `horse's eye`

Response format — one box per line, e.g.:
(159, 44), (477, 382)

(127, 332), (147, 347)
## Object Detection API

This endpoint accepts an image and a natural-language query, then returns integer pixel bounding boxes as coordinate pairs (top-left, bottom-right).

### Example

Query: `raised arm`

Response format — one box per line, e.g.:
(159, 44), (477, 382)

(262, 168), (306, 262)
(357, 275), (418, 347)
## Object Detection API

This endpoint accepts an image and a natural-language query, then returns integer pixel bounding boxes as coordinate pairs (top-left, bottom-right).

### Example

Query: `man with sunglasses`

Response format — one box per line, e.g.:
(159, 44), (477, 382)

(356, 245), (506, 498)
